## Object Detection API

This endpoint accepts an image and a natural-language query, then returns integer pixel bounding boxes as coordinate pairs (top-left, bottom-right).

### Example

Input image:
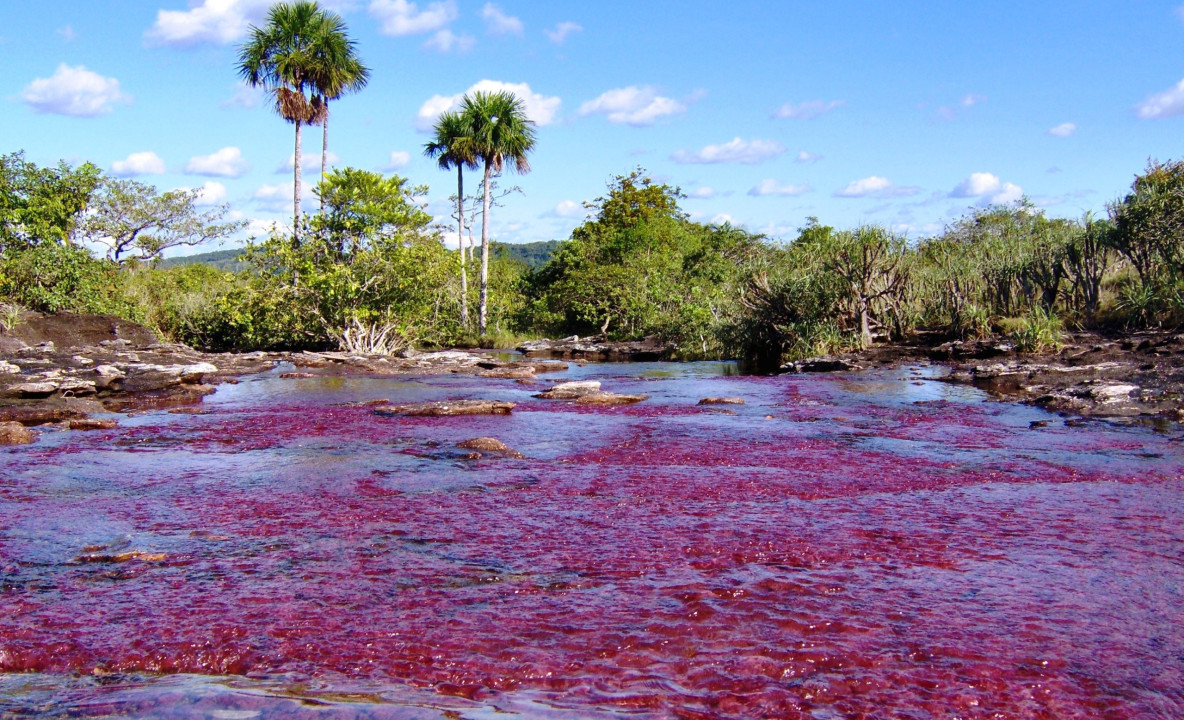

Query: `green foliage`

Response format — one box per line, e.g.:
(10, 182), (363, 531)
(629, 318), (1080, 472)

(492, 240), (558, 268)
(1009, 306), (1065, 353)
(1110, 158), (1184, 286)
(311, 168), (431, 256)
(0, 151), (101, 249)
(156, 248), (247, 272)
(76, 178), (246, 263)
(0, 242), (133, 316)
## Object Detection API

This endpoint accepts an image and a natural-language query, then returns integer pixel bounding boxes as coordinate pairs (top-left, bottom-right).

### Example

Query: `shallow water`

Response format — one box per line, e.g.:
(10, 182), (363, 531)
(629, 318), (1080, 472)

(2, 361), (1183, 719)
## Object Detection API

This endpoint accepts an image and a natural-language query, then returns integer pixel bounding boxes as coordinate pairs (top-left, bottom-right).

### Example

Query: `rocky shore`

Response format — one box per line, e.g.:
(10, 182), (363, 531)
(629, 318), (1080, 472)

(3, 313), (1182, 445)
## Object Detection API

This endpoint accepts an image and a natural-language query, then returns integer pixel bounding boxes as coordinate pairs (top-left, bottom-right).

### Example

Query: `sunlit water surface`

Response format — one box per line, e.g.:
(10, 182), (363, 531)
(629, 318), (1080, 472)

(2, 361), (1183, 719)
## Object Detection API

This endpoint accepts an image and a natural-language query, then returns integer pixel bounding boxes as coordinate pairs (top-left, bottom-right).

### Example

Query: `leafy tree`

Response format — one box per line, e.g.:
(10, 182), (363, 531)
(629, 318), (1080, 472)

(823, 225), (910, 348)
(238, 1), (342, 238)
(310, 168), (431, 257)
(1110, 158), (1184, 286)
(74, 178), (245, 263)
(0, 151), (101, 249)
(424, 110), (478, 327)
(461, 90), (537, 336)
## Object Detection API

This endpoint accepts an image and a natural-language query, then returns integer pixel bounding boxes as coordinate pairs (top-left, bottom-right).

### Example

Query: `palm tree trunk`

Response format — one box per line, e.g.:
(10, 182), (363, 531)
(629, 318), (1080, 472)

(294, 121), (303, 241)
(321, 104), (329, 212)
(457, 165), (469, 328)
(479, 160), (492, 336)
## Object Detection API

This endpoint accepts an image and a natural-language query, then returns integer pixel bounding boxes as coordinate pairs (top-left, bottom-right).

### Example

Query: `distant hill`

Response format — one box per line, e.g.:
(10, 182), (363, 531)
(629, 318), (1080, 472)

(157, 248), (247, 272)
(159, 240), (562, 272)
(492, 240), (560, 268)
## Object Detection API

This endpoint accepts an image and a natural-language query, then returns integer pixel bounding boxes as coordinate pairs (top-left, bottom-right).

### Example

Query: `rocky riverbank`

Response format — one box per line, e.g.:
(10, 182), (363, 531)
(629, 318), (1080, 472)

(783, 331), (1184, 423)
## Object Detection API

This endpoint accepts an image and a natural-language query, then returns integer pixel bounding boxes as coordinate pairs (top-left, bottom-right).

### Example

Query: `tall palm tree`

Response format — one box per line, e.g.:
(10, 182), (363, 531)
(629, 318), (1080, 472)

(425, 111), (478, 328)
(237, 0), (333, 239)
(460, 90), (537, 336)
(307, 12), (369, 207)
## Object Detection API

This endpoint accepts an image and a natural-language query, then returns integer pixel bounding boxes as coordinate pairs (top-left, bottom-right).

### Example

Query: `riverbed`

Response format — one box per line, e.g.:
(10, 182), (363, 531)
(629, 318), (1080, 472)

(2, 361), (1182, 718)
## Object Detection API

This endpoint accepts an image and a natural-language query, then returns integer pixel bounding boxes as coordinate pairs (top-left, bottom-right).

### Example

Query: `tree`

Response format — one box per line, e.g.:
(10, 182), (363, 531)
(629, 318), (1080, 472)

(1110, 158), (1184, 286)
(424, 111), (478, 328)
(75, 178), (246, 263)
(460, 90), (537, 336)
(306, 10), (369, 203)
(823, 225), (910, 349)
(310, 168), (432, 257)
(0, 151), (101, 250)
(237, 1), (339, 239)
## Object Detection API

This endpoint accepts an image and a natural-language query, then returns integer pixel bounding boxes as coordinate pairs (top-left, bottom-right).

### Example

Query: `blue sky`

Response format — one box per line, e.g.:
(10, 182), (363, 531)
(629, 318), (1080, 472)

(6, 1), (1184, 253)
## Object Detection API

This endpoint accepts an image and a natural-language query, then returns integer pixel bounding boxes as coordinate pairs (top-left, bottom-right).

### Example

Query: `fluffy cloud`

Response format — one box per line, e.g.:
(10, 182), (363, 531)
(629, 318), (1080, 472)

(1136, 79), (1184, 119)
(423, 28), (475, 52)
(277, 151), (340, 173)
(111, 151), (166, 177)
(551, 200), (583, 218)
(795, 150), (823, 164)
(545, 21), (582, 44)
(481, 3), (523, 35)
(221, 82), (264, 109)
(1047, 122), (1077, 137)
(415, 80), (561, 131)
(578, 86), (686, 126)
(191, 181), (228, 206)
(253, 182), (314, 212)
(144, 0), (270, 47)
(772, 99), (843, 120)
(834, 176), (921, 199)
(687, 187), (716, 199)
(21, 64), (131, 117)
(370, 0), (457, 36)
(748, 179), (811, 197)
(186, 147), (250, 178)
(383, 151), (411, 170)
(670, 138), (785, 165)
(949, 172), (1023, 204)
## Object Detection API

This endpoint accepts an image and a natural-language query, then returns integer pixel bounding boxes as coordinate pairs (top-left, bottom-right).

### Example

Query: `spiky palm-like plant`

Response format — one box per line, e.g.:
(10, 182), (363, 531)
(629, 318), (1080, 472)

(460, 91), (537, 335)
(424, 111), (478, 327)
(306, 12), (369, 205)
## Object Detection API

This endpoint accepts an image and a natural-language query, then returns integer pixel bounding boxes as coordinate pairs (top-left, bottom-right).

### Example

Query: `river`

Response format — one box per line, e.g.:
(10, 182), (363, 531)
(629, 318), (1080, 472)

(2, 360), (1182, 718)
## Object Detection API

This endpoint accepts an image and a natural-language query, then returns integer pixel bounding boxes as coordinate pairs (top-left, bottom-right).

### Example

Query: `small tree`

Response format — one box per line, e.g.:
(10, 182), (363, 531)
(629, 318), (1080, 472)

(0, 151), (102, 250)
(1110, 158), (1184, 286)
(823, 225), (910, 349)
(75, 179), (246, 263)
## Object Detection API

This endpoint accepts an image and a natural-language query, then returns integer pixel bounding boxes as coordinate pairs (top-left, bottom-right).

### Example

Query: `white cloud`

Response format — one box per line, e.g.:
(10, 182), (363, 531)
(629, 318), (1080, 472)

(795, 150), (823, 164)
(961, 93), (987, 107)
(370, 0), (457, 36)
(834, 176), (921, 199)
(1136, 79), (1184, 119)
(687, 187), (716, 199)
(253, 182), (314, 212)
(1047, 122), (1077, 138)
(415, 80), (561, 131)
(545, 21), (582, 44)
(278, 151), (340, 173)
(949, 172), (1023, 204)
(423, 28), (475, 52)
(772, 99), (843, 120)
(221, 82), (264, 109)
(21, 64), (131, 117)
(57, 25), (76, 42)
(481, 3), (523, 35)
(552, 200), (583, 217)
(383, 151), (411, 170)
(670, 137), (785, 165)
(578, 86), (686, 126)
(711, 213), (736, 225)
(191, 181), (228, 206)
(144, 0), (271, 47)
(111, 151), (166, 177)
(748, 179), (812, 197)
(186, 147), (250, 178)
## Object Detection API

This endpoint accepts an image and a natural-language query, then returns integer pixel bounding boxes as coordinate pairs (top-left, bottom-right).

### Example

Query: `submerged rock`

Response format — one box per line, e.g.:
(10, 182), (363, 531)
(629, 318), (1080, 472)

(373, 400), (516, 417)
(68, 418), (119, 431)
(698, 397), (745, 405)
(780, 357), (863, 373)
(457, 436), (525, 458)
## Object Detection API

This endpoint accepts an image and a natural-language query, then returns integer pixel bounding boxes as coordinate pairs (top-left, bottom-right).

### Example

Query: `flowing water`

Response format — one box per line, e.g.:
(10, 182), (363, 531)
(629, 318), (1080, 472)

(2, 361), (1183, 719)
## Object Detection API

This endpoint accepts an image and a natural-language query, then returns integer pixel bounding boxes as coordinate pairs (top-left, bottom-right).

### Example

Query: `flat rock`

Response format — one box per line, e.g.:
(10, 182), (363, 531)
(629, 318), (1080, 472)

(373, 400), (516, 417)
(780, 357), (862, 373)
(477, 366), (536, 379)
(0, 421), (37, 445)
(698, 397), (745, 405)
(535, 380), (601, 399)
(574, 392), (648, 406)
(69, 418), (119, 431)
(457, 436), (525, 458)
(8, 381), (58, 398)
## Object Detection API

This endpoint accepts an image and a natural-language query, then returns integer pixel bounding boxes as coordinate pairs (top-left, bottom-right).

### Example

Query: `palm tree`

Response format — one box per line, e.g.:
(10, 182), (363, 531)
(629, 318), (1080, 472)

(425, 111), (478, 328)
(237, 0), (334, 239)
(460, 90), (537, 336)
(307, 12), (369, 207)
